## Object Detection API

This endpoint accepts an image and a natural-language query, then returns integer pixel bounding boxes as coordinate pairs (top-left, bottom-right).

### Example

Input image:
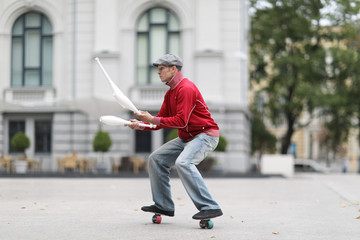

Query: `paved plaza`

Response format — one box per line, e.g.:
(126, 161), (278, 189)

(0, 173), (359, 240)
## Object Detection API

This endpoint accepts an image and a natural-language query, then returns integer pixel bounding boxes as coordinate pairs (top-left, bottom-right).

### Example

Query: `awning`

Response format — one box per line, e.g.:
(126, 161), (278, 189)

(0, 100), (22, 112)
(60, 96), (129, 119)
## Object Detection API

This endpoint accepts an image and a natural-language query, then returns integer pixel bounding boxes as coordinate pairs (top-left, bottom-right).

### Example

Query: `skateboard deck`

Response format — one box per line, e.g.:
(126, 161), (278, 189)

(148, 213), (215, 229)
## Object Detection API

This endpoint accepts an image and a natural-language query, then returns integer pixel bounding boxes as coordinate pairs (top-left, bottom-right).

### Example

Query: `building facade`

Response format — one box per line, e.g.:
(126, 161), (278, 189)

(0, 0), (250, 172)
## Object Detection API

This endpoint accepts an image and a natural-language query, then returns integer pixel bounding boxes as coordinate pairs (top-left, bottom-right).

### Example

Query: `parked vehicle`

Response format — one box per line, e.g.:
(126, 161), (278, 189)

(294, 159), (329, 173)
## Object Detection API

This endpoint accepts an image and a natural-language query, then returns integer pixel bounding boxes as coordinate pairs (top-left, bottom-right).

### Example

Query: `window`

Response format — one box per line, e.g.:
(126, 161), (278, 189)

(11, 12), (53, 87)
(136, 7), (180, 85)
(9, 121), (25, 152)
(135, 131), (152, 153)
(35, 120), (52, 153)
(134, 111), (158, 153)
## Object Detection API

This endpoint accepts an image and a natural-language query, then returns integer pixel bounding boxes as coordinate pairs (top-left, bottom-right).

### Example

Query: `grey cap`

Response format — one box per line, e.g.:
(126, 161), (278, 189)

(153, 54), (183, 67)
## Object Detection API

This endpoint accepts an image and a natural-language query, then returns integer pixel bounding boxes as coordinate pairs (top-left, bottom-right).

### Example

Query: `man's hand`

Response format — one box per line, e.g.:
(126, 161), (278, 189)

(135, 111), (154, 124)
(127, 119), (142, 130)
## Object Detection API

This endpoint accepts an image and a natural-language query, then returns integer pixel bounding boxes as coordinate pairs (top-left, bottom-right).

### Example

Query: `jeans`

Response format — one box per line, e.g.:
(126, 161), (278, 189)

(148, 133), (221, 212)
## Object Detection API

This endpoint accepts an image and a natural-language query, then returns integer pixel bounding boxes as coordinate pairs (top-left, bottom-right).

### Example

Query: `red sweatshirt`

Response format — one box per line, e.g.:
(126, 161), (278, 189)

(147, 71), (219, 141)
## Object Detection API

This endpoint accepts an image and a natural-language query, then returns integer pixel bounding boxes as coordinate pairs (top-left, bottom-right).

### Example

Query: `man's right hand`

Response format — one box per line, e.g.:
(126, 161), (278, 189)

(127, 119), (142, 130)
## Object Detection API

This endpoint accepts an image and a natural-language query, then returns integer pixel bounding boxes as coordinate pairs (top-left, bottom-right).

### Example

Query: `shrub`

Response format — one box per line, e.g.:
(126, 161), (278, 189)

(166, 129), (178, 142)
(215, 135), (227, 152)
(11, 132), (30, 152)
(93, 130), (112, 152)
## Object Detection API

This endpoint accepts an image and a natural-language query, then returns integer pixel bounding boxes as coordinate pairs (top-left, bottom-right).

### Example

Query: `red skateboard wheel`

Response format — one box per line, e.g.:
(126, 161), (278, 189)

(152, 214), (162, 224)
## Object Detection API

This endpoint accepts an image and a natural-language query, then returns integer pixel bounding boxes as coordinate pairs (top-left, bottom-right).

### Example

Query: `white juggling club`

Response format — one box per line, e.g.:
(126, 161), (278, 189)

(100, 116), (156, 128)
(94, 57), (141, 114)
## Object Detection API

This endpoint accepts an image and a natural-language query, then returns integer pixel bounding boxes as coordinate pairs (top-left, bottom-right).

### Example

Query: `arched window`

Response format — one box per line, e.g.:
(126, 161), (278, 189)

(11, 12), (53, 87)
(136, 7), (180, 85)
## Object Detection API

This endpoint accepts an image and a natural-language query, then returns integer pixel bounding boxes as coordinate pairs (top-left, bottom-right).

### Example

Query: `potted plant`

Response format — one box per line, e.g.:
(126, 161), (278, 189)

(11, 132), (31, 173)
(92, 130), (112, 173)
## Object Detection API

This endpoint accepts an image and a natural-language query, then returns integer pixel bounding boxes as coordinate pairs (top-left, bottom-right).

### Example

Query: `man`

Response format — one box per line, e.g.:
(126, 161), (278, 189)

(128, 53), (223, 220)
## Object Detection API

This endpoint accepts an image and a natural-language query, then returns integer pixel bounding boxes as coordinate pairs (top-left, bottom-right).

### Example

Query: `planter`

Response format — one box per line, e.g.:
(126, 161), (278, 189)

(13, 160), (28, 174)
(96, 162), (107, 174)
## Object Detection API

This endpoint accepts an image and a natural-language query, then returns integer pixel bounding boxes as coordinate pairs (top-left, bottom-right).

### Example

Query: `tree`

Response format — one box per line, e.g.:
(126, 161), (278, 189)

(319, 46), (356, 164)
(314, 2), (360, 162)
(250, 107), (277, 157)
(93, 130), (112, 163)
(318, 120), (348, 166)
(250, 0), (360, 155)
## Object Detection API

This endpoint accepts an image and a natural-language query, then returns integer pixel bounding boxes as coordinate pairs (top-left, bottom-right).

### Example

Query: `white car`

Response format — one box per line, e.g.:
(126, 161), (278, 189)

(294, 159), (329, 173)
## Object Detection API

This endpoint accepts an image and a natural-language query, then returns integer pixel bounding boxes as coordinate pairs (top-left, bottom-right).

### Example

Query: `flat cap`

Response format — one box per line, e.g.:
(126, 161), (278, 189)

(153, 54), (183, 67)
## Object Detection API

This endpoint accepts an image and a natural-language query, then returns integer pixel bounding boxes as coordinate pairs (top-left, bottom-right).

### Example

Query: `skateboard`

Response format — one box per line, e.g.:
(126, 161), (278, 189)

(149, 213), (214, 229)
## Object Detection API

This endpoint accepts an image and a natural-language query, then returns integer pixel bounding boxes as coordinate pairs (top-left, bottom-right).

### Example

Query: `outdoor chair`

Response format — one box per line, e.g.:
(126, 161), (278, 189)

(64, 156), (76, 172)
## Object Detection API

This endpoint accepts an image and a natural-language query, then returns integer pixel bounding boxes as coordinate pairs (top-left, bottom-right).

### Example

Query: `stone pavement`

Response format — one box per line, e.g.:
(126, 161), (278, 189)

(0, 173), (359, 240)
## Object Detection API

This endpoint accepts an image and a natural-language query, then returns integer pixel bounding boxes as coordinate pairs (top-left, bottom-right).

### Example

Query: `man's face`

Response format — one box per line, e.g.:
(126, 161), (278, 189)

(157, 65), (177, 83)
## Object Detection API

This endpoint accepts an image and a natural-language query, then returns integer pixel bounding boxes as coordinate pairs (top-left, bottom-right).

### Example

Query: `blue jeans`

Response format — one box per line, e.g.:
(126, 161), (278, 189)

(147, 133), (221, 212)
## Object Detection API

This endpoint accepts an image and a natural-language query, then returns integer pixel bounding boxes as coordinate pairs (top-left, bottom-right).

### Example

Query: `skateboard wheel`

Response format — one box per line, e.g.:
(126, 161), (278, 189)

(206, 220), (214, 229)
(199, 220), (207, 229)
(199, 220), (213, 229)
(152, 214), (162, 224)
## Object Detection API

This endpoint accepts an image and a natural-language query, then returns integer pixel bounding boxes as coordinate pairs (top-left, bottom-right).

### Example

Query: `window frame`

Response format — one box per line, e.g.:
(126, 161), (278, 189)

(35, 120), (52, 153)
(136, 7), (180, 85)
(11, 11), (53, 87)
